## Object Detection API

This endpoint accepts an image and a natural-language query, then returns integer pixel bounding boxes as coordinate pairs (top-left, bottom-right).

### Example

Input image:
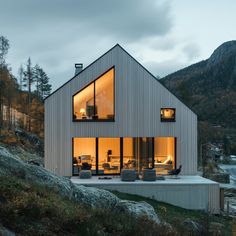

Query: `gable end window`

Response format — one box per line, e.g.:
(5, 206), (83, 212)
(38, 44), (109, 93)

(73, 67), (115, 121)
(160, 108), (176, 122)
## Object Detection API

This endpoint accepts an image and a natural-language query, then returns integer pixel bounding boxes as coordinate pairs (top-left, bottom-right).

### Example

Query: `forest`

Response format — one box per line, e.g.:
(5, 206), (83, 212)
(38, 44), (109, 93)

(0, 35), (52, 139)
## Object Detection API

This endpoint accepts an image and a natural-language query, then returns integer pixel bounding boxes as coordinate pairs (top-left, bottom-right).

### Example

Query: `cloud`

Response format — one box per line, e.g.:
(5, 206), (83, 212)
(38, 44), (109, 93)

(130, 39), (201, 78)
(182, 42), (200, 61)
(0, 0), (173, 42)
(144, 59), (186, 78)
(0, 0), (174, 90)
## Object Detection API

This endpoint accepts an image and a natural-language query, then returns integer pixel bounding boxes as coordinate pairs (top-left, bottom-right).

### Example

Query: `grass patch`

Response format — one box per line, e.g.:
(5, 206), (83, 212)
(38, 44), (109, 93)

(0, 176), (173, 236)
(113, 191), (233, 236)
(1, 174), (234, 235)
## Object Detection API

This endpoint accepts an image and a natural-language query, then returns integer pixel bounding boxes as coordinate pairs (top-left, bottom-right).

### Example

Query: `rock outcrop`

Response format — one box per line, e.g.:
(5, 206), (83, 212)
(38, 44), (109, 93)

(116, 200), (158, 222)
(182, 218), (205, 236)
(0, 225), (15, 236)
(207, 40), (236, 70)
(0, 146), (160, 224)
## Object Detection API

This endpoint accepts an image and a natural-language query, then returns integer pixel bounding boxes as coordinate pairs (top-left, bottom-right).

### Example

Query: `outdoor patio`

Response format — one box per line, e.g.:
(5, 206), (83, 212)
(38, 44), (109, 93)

(71, 175), (216, 185)
(71, 175), (220, 214)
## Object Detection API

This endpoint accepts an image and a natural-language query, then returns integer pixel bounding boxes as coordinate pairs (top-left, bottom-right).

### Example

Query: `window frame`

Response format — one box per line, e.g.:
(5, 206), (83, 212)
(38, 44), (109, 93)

(160, 108), (176, 122)
(72, 137), (177, 176)
(72, 66), (115, 122)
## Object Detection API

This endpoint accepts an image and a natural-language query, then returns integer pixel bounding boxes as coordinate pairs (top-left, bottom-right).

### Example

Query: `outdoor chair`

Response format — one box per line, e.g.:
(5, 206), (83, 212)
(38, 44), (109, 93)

(168, 165), (182, 178)
(81, 162), (92, 170)
(121, 169), (136, 181)
(102, 163), (118, 171)
(142, 168), (156, 181)
(79, 170), (92, 179)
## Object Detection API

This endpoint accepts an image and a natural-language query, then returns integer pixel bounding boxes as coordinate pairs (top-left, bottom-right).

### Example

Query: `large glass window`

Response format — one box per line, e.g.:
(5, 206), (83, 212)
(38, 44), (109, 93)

(98, 138), (120, 174)
(73, 67), (114, 121)
(123, 138), (153, 172)
(72, 137), (176, 176)
(73, 138), (96, 175)
(138, 138), (153, 172)
(154, 137), (175, 174)
(123, 138), (136, 170)
(95, 69), (114, 119)
(73, 84), (94, 120)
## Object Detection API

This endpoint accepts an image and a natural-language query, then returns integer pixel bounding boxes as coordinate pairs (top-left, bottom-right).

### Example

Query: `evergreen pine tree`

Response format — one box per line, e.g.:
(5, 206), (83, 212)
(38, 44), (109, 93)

(34, 65), (52, 100)
(23, 57), (35, 131)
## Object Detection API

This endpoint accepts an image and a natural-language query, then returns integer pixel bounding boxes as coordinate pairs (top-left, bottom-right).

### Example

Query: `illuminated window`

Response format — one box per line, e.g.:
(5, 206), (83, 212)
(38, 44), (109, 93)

(98, 138), (120, 174)
(160, 108), (176, 122)
(154, 137), (175, 174)
(73, 138), (96, 175)
(73, 67), (114, 121)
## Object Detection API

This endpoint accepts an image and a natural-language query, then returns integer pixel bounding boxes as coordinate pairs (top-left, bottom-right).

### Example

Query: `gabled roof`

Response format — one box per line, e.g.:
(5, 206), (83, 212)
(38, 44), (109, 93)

(44, 44), (197, 116)
(45, 44), (119, 100)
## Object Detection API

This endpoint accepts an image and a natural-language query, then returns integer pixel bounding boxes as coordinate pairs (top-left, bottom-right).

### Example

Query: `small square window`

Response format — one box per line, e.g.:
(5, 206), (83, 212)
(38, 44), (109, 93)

(161, 108), (176, 122)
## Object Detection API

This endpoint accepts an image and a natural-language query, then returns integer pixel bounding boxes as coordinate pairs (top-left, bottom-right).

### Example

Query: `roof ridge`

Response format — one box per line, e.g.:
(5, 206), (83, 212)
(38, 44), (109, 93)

(44, 43), (197, 117)
(44, 44), (120, 100)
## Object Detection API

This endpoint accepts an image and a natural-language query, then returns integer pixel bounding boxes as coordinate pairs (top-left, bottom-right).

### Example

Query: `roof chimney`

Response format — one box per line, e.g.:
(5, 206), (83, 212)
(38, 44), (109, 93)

(75, 63), (83, 75)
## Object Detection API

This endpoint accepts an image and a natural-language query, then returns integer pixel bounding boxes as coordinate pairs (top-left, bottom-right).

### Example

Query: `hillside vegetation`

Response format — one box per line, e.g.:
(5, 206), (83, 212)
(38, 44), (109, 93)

(0, 145), (233, 236)
(0, 176), (166, 236)
(0, 146), (173, 236)
(162, 40), (236, 153)
(0, 35), (51, 138)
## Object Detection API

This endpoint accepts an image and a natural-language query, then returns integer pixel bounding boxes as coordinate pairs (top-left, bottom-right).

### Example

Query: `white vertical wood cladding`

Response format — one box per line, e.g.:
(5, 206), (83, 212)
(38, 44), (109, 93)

(89, 183), (219, 214)
(45, 45), (198, 176)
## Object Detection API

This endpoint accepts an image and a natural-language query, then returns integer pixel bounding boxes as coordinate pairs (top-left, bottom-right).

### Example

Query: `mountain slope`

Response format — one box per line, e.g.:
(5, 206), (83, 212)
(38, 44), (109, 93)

(162, 40), (236, 129)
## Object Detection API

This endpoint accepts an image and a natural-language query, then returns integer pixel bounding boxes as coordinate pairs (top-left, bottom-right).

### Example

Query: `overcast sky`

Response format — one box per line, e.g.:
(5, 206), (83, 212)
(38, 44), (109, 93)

(0, 0), (236, 91)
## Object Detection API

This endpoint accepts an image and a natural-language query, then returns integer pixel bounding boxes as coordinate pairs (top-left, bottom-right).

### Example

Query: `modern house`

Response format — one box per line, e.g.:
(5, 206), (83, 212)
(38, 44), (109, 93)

(45, 44), (220, 213)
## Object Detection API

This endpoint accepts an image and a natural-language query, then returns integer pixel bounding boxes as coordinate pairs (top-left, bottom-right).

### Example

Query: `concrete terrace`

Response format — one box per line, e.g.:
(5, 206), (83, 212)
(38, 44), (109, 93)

(71, 175), (217, 185)
(71, 175), (220, 213)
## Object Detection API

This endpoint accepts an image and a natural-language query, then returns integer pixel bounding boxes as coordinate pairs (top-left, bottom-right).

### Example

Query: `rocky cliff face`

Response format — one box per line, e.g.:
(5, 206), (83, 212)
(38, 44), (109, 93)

(0, 145), (160, 224)
(162, 40), (236, 127)
(208, 40), (236, 71)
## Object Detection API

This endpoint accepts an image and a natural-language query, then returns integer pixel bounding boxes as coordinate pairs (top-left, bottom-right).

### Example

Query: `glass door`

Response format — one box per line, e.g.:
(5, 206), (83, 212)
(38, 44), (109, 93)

(137, 138), (154, 172)
(123, 137), (154, 174)
(98, 138), (120, 175)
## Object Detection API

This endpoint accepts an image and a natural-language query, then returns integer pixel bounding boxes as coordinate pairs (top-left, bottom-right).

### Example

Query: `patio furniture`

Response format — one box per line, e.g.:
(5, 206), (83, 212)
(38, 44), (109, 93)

(80, 155), (92, 164)
(168, 165), (182, 177)
(121, 169), (136, 181)
(102, 163), (118, 170)
(79, 170), (92, 179)
(73, 165), (79, 175)
(81, 162), (92, 170)
(97, 169), (105, 174)
(142, 168), (156, 181)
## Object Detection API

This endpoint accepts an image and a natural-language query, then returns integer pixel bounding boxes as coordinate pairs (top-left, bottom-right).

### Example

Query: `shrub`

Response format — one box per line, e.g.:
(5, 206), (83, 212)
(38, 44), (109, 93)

(0, 176), (175, 236)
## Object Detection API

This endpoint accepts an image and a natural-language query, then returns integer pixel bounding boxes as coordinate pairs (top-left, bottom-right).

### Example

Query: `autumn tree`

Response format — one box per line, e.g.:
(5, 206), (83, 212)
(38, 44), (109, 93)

(0, 36), (10, 133)
(0, 36), (51, 138)
(5, 74), (18, 130)
(18, 64), (24, 91)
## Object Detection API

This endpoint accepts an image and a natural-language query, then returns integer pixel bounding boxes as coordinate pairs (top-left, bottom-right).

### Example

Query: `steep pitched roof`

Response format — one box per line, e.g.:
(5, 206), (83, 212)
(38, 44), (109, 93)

(44, 44), (197, 116)
(45, 44), (119, 100)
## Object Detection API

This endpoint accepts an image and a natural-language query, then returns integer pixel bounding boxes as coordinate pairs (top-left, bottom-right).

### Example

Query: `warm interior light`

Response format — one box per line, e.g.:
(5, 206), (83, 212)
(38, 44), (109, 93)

(161, 108), (175, 120)
(163, 109), (174, 118)
(80, 108), (85, 114)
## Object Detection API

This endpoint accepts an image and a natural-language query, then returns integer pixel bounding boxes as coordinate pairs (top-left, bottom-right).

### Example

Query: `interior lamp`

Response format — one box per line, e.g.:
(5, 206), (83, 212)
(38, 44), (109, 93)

(80, 108), (86, 117)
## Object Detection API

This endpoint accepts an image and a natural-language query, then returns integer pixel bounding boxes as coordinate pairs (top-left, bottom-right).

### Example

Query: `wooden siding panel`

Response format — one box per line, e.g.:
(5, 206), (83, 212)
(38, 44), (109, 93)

(45, 45), (198, 176)
(89, 183), (218, 212)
